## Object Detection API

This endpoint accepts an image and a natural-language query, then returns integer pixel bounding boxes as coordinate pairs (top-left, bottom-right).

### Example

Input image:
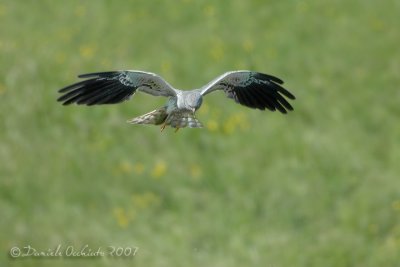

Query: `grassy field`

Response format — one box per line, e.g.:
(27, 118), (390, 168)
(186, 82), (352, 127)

(1, 0), (399, 266)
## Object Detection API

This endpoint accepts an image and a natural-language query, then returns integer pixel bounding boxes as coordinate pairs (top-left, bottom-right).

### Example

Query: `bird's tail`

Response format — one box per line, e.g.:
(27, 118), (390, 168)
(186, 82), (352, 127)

(127, 107), (168, 125)
(165, 112), (203, 129)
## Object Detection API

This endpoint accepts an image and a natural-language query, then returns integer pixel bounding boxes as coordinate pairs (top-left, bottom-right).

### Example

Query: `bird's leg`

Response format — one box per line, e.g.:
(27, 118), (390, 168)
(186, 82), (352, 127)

(175, 127), (180, 133)
(160, 123), (166, 132)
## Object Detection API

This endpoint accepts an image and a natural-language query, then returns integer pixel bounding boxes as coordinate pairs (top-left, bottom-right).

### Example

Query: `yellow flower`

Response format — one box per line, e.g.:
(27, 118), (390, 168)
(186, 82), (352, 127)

(74, 5), (86, 17)
(222, 112), (249, 134)
(113, 207), (131, 228)
(132, 192), (160, 209)
(206, 119), (219, 132)
(56, 52), (66, 64)
(58, 29), (72, 42)
(79, 44), (96, 60)
(0, 4), (7, 17)
(296, 2), (308, 13)
(198, 102), (209, 116)
(151, 160), (167, 178)
(234, 112), (250, 131)
(0, 83), (6, 95)
(242, 40), (254, 53)
(133, 162), (145, 175)
(266, 48), (277, 59)
(100, 59), (111, 69)
(203, 5), (215, 17)
(368, 223), (378, 234)
(392, 200), (400, 211)
(369, 18), (384, 32)
(161, 61), (171, 73)
(222, 120), (235, 135)
(117, 160), (132, 175)
(190, 164), (202, 179)
(210, 39), (224, 62)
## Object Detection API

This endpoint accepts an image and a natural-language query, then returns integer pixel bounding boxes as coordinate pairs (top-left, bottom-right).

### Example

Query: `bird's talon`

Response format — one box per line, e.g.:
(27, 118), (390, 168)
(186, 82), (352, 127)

(175, 127), (180, 133)
(160, 123), (166, 132)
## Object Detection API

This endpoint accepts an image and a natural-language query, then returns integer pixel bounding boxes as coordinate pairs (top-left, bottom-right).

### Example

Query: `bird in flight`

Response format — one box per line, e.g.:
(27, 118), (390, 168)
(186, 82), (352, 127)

(57, 70), (295, 132)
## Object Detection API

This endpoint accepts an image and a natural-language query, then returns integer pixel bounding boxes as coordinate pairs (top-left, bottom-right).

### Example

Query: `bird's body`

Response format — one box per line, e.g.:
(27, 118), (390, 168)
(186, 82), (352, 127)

(58, 70), (295, 131)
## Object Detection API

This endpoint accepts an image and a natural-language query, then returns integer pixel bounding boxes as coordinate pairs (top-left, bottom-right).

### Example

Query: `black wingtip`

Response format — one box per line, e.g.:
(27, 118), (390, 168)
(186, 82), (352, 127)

(56, 96), (72, 105)
(235, 75), (296, 114)
(255, 73), (284, 84)
(58, 85), (73, 93)
(57, 73), (136, 106)
(281, 90), (296, 100)
(78, 71), (120, 79)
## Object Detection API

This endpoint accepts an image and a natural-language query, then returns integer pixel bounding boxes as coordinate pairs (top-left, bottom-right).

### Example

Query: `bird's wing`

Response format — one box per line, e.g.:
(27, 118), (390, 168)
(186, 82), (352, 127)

(200, 70), (295, 113)
(57, 70), (177, 105)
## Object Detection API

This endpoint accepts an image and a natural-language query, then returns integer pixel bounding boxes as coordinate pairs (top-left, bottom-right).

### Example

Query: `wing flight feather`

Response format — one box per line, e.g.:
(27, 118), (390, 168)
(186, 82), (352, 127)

(58, 70), (176, 106)
(201, 71), (295, 113)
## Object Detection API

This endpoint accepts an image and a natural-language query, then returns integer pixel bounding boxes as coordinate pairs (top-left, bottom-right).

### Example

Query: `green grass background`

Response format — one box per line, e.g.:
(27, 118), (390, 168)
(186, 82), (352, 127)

(1, 0), (399, 266)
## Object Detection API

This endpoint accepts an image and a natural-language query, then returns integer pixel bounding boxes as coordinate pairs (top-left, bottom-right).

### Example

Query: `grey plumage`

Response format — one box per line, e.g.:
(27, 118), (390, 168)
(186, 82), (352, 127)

(57, 70), (295, 131)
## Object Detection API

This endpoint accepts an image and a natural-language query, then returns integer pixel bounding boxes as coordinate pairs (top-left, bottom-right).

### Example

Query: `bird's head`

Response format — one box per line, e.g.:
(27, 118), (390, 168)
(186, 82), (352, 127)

(186, 92), (203, 113)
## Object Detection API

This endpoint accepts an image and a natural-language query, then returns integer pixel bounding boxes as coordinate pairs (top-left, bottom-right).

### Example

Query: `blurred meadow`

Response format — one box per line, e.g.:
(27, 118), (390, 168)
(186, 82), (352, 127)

(1, 0), (400, 266)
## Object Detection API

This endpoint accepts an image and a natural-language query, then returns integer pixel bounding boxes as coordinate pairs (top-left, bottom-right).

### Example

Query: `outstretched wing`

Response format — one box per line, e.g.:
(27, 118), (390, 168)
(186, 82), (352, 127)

(201, 71), (295, 113)
(57, 70), (176, 105)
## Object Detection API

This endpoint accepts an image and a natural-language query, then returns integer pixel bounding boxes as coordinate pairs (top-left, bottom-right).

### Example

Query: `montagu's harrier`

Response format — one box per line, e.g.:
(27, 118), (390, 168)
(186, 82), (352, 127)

(57, 70), (295, 132)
